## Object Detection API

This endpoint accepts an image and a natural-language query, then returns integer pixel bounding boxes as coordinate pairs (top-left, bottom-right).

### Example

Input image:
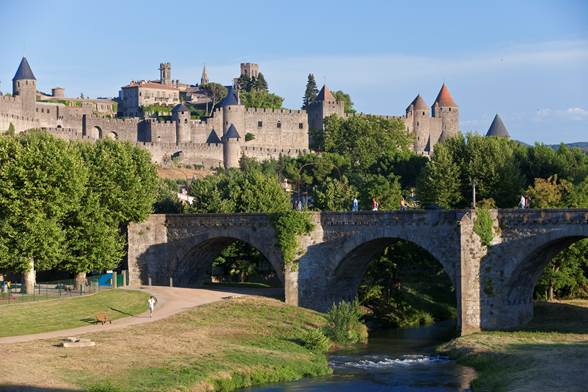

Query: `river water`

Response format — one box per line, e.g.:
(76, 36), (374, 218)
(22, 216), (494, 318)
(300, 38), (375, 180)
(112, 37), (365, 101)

(243, 321), (475, 392)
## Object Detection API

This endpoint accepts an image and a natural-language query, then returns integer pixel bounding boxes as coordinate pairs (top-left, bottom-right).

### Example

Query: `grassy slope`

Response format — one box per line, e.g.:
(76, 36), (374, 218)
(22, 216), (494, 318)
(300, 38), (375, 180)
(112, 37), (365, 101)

(440, 300), (588, 392)
(0, 289), (149, 337)
(1, 297), (331, 392)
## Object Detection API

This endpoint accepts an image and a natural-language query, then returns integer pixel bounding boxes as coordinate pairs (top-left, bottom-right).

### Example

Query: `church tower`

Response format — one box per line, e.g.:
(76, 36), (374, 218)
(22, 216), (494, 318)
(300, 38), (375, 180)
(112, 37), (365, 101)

(431, 83), (459, 140)
(159, 62), (171, 85)
(200, 64), (209, 85)
(12, 57), (36, 113)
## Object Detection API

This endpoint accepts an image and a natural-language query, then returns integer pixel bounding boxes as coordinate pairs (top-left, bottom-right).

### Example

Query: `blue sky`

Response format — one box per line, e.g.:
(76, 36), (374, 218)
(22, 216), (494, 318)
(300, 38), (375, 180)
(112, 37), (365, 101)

(1, 0), (587, 144)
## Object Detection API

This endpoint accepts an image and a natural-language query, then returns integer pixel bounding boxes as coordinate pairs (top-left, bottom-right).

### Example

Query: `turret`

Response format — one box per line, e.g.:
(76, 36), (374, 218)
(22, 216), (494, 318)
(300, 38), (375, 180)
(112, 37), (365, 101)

(431, 83), (459, 139)
(12, 57), (36, 112)
(220, 85), (245, 137)
(223, 124), (241, 169)
(172, 103), (191, 144)
(486, 114), (510, 138)
(405, 94), (430, 154)
(159, 62), (171, 85)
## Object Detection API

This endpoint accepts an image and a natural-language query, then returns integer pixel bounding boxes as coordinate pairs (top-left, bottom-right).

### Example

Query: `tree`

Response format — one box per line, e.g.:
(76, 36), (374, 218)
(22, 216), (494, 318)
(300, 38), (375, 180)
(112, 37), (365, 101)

(76, 140), (158, 227)
(333, 90), (355, 114)
(240, 90), (283, 109)
(526, 175), (573, 208)
(322, 115), (412, 170)
(416, 144), (462, 208)
(255, 72), (268, 91)
(302, 74), (319, 110)
(154, 178), (183, 213)
(0, 132), (86, 292)
(7, 122), (15, 136)
(202, 83), (228, 115)
(360, 174), (403, 211)
(312, 177), (357, 211)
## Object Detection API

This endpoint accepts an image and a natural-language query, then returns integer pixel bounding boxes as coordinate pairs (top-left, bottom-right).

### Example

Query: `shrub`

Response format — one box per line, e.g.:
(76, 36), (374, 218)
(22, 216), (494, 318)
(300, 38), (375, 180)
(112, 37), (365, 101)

(245, 132), (255, 142)
(271, 211), (314, 270)
(474, 208), (494, 247)
(325, 299), (367, 345)
(301, 328), (330, 352)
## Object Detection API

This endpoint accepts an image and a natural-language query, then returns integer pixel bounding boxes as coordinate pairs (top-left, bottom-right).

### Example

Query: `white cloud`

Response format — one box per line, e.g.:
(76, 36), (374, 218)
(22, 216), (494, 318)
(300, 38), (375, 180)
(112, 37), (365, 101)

(536, 107), (588, 121)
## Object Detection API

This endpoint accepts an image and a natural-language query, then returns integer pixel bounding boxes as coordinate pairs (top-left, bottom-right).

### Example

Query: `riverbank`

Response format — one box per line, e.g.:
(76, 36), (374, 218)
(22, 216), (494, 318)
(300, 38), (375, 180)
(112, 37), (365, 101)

(440, 300), (588, 392)
(0, 296), (331, 391)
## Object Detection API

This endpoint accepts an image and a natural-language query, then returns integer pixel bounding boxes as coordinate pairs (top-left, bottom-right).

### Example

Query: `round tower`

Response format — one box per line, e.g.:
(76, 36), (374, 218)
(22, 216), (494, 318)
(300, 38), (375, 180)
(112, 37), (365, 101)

(172, 103), (191, 144)
(220, 85), (245, 137)
(223, 124), (241, 169)
(432, 83), (459, 139)
(12, 57), (37, 113)
(405, 94), (430, 154)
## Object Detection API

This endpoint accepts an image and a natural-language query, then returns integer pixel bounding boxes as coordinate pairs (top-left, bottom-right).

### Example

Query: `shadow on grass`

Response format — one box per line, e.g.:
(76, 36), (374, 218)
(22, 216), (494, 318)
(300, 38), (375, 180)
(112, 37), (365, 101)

(521, 301), (588, 333)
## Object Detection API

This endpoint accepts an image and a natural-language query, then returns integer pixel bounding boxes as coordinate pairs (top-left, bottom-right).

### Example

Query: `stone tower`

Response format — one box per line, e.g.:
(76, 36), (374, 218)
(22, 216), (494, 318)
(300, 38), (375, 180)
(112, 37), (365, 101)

(431, 83), (459, 140)
(405, 94), (430, 154)
(172, 103), (191, 144)
(220, 85), (245, 138)
(307, 84), (345, 131)
(240, 63), (259, 79)
(223, 124), (241, 169)
(486, 114), (510, 138)
(159, 62), (171, 85)
(12, 57), (36, 113)
(200, 64), (209, 85)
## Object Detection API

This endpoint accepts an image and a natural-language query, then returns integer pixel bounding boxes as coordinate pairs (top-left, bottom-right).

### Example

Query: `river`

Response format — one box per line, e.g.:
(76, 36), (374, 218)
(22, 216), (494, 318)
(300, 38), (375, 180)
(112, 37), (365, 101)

(242, 321), (475, 391)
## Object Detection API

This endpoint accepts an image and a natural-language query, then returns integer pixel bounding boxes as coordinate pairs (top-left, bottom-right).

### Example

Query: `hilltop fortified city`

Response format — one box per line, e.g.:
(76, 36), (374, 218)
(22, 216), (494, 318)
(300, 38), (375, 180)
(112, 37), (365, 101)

(1, 57), (508, 169)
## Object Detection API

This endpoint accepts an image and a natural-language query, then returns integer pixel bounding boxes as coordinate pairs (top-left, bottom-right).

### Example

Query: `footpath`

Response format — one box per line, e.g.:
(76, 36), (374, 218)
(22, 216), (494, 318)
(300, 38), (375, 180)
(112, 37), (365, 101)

(0, 286), (277, 344)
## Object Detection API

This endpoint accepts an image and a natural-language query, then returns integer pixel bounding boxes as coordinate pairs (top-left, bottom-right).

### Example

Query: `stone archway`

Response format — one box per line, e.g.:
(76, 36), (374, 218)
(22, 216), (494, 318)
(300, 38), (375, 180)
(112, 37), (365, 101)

(90, 126), (102, 140)
(171, 236), (283, 288)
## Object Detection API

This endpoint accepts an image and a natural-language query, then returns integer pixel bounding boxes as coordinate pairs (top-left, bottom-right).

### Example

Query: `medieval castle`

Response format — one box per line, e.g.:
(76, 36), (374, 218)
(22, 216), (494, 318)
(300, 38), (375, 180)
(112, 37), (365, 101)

(0, 57), (510, 168)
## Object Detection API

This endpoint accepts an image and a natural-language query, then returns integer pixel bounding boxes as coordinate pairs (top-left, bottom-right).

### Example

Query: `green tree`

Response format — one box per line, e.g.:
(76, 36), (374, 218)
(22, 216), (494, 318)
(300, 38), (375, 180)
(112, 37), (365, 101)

(302, 73), (319, 110)
(255, 72), (269, 91)
(7, 122), (15, 136)
(526, 175), (573, 208)
(416, 145), (462, 208)
(202, 83), (228, 115)
(312, 177), (357, 211)
(322, 115), (412, 170)
(154, 178), (183, 213)
(333, 90), (355, 114)
(360, 174), (403, 211)
(77, 140), (158, 227)
(240, 90), (283, 109)
(0, 132), (86, 292)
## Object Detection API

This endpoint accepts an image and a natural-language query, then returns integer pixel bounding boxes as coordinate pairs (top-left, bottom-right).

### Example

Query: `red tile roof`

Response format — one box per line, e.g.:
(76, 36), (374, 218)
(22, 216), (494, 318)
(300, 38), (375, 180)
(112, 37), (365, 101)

(122, 81), (179, 91)
(433, 83), (457, 107)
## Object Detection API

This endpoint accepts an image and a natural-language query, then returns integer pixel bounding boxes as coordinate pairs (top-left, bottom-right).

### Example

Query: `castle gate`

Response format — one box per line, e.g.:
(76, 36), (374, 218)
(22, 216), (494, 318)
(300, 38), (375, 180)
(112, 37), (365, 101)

(128, 209), (588, 334)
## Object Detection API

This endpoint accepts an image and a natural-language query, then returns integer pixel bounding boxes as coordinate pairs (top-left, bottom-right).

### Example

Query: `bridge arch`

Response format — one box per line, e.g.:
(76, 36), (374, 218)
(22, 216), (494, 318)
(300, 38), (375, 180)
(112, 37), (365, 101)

(503, 227), (588, 325)
(168, 231), (283, 288)
(322, 230), (458, 311)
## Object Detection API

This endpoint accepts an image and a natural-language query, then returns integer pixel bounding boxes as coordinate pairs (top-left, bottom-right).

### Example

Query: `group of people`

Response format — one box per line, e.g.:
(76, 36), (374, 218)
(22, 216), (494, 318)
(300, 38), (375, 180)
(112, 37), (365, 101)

(352, 194), (415, 212)
(519, 194), (532, 209)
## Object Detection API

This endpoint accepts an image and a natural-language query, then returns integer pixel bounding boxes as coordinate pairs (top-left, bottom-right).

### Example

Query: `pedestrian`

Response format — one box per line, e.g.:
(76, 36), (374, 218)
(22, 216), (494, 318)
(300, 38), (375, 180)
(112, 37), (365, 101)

(400, 196), (408, 211)
(352, 197), (359, 212)
(147, 295), (158, 318)
(519, 194), (526, 209)
(296, 199), (302, 211)
(372, 197), (378, 211)
(524, 194), (531, 209)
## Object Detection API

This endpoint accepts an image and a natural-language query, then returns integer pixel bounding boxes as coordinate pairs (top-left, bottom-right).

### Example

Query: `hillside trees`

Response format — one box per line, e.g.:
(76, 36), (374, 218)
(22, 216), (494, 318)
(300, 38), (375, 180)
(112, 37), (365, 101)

(302, 74), (319, 110)
(0, 133), (158, 290)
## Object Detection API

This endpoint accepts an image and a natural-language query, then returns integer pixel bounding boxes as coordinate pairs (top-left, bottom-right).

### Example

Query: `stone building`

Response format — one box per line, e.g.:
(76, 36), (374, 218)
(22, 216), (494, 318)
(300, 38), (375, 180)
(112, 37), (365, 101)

(307, 82), (460, 155)
(0, 57), (308, 169)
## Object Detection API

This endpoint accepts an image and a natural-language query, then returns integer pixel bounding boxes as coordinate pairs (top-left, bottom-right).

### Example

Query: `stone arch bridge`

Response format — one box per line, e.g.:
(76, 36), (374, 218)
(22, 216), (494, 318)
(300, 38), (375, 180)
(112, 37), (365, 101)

(127, 209), (588, 334)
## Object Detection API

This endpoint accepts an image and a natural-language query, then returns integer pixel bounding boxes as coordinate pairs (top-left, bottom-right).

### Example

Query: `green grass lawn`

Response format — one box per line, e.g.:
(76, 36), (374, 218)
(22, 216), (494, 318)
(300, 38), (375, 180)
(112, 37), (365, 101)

(0, 289), (149, 337)
(440, 300), (588, 392)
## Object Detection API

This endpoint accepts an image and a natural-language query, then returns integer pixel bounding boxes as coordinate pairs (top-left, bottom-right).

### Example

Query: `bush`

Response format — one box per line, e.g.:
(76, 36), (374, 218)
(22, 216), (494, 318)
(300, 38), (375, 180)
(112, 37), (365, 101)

(271, 211), (314, 270)
(325, 299), (367, 345)
(474, 208), (494, 247)
(301, 328), (330, 352)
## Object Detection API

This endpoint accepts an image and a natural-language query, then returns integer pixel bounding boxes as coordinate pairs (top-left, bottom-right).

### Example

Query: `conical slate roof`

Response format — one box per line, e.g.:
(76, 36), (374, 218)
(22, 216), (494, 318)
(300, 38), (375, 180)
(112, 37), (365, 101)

(172, 103), (190, 112)
(486, 114), (510, 138)
(206, 129), (221, 144)
(408, 94), (428, 111)
(433, 83), (457, 107)
(13, 57), (36, 81)
(224, 124), (241, 140)
(316, 85), (336, 102)
(219, 85), (240, 107)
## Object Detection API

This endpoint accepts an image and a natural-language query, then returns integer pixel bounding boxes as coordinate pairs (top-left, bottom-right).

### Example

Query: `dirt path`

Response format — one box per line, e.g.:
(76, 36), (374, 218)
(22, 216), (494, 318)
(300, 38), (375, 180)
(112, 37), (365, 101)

(0, 286), (281, 344)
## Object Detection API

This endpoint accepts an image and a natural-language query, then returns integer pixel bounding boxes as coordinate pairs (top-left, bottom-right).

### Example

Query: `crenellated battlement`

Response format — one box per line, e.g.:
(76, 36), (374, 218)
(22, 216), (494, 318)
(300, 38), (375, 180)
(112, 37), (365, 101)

(245, 107), (306, 115)
(0, 95), (18, 104)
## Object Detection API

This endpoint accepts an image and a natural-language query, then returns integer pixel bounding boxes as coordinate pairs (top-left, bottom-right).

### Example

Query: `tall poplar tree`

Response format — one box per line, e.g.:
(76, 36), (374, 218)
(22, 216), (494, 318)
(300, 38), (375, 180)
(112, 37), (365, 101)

(302, 73), (319, 110)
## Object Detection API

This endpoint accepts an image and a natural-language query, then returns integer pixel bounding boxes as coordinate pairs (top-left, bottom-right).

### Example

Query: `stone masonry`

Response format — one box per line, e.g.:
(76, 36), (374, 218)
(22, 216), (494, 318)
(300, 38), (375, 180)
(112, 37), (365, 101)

(127, 209), (588, 335)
